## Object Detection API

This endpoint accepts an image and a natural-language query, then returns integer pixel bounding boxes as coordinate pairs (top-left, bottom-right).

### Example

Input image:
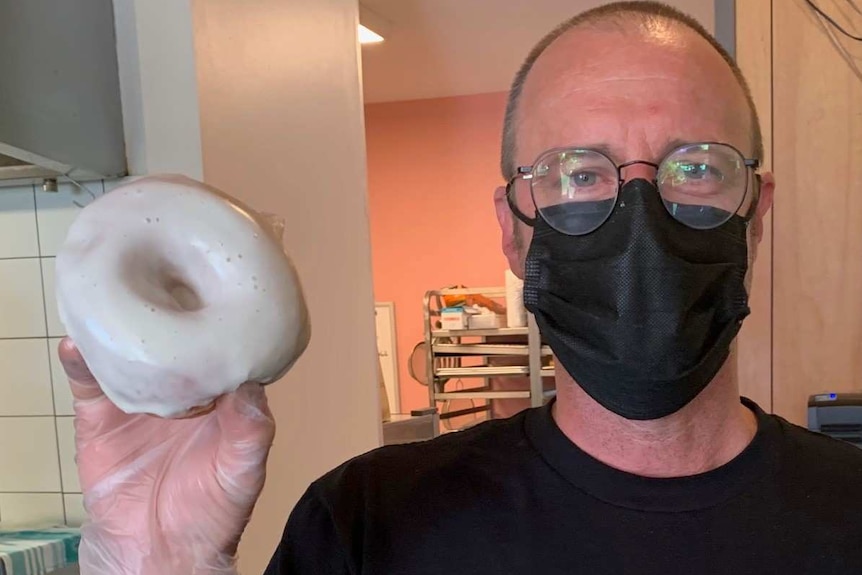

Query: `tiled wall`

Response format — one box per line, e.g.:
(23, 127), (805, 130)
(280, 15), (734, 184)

(0, 179), (119, 528)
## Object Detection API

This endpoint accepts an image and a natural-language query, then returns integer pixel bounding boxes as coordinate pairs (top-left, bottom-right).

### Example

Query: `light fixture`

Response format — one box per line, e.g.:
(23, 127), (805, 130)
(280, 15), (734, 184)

(359, 24), (384, 44)
(359, 4), (391, 44)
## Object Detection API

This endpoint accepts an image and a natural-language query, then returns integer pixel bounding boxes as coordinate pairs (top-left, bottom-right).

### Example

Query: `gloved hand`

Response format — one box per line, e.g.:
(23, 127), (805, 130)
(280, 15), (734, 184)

(58, 337), (276, 575)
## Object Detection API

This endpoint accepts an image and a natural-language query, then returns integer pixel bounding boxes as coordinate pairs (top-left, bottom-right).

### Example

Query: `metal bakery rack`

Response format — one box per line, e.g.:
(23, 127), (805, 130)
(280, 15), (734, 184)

(422, 286), (556, 429)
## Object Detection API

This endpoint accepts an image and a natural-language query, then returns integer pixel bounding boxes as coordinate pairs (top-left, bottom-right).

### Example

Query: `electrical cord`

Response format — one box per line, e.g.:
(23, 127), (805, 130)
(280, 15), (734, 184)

(805, 0), (862, 41)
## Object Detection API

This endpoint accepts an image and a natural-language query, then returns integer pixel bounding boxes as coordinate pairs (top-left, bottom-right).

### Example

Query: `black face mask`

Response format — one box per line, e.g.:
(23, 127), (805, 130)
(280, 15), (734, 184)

(523, 179), (751, 420)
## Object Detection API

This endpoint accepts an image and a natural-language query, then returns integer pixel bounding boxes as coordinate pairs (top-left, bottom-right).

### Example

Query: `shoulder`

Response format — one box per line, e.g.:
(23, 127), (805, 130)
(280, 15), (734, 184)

(774, 415), (862, 464)
(270, 412), (537, 573)
(755, 414), (862, 546)
(310, 410), (534, 509)
(770, 414), (862, 491)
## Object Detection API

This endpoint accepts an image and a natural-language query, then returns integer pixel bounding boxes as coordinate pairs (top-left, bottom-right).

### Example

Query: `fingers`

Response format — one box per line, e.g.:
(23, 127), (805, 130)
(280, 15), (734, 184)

(214, 383), (276, 505)
(58, 338), (137, 447)
(58, 337), (106, 402)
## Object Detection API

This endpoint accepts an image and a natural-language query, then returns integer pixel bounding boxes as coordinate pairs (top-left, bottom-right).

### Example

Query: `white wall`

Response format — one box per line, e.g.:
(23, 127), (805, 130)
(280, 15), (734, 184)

(191, 1), (383, 573)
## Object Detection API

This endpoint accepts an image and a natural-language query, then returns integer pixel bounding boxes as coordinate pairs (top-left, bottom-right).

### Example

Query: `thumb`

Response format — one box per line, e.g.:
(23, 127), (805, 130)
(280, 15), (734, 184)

(215, 383), (276, 505)
(58, 338), (133, 445)
(57, 337), (106, 402)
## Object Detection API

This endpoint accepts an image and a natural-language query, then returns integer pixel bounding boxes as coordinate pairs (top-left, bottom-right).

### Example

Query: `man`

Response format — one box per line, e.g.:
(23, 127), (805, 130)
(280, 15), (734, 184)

(60, 2), (862, 574)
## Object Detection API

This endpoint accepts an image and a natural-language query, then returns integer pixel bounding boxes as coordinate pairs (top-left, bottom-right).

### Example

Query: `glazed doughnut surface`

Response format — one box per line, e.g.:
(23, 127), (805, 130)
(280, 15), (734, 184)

(55, 174), (310, 417)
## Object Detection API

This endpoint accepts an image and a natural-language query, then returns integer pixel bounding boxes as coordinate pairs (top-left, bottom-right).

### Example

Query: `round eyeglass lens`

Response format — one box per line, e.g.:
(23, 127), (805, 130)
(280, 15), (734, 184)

(657, 143), (748, 229)
(530, 149), (619, 235)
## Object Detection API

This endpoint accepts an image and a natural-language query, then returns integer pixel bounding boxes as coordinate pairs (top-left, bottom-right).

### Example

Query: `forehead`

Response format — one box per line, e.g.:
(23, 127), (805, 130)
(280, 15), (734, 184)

(516, 24), (752, 164)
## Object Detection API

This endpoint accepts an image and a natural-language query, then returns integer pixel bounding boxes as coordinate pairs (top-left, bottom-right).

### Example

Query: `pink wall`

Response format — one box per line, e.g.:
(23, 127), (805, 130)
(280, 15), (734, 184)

(365, 92), (510, 412)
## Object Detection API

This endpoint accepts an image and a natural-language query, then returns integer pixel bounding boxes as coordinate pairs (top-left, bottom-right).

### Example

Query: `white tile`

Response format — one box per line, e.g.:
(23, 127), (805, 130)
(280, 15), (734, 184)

(41, 258), (65, 337)
(49, 337), (75, 416)
(0, 185), (38, 258)
(0, 339), (54, 416)
(0, 493), (64, 527)
(56, 417), (80, 493)
(63, 494), (86, 527)
(0, 258), (47, 338)
(0, 417), (60, 492)
(35, 181), (104, 257)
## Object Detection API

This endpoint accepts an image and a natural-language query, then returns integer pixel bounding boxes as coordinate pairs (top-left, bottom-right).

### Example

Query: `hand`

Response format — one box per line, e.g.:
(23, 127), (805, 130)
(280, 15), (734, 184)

(58, 338), (276, 575)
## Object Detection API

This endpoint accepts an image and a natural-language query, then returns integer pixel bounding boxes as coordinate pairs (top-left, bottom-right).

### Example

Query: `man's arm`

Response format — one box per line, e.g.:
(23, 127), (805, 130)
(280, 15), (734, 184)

(263, 486), (352, 574)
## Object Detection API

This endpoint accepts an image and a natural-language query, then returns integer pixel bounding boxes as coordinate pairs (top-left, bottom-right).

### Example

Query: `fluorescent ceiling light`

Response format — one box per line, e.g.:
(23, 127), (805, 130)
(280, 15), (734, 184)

(359, 24), (385, 44)
(359, 4), (391, 44)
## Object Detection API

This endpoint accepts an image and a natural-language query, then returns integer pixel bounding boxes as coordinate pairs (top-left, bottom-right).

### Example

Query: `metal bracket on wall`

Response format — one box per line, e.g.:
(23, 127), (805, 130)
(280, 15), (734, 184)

(715, 0), (737, 60)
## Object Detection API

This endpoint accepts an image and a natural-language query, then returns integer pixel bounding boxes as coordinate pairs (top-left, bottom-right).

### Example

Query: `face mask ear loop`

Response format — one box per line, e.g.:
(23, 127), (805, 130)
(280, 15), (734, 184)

(741, 217), (756, 295)
(742, 174), (762, 222)
(739, 168), (766, 293)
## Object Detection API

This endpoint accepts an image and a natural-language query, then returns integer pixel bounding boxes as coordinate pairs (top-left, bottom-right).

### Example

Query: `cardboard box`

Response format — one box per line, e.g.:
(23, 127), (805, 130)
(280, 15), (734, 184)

(440, 307), (468, 330)
(468, 313), (504, 329)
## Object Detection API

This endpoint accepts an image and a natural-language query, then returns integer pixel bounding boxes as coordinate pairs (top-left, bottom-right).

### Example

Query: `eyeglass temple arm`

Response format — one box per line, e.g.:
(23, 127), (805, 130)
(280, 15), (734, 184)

(506, 175), (538, 227)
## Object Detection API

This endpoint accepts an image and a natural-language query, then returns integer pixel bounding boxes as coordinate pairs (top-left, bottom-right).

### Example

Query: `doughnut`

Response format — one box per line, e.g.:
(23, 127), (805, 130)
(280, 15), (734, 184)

(54, 174), (311, 418)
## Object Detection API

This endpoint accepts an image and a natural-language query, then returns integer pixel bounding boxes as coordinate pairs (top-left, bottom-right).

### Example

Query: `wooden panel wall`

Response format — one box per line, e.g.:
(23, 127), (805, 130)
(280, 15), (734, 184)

(738, 0), (862, 426)
(735, 0), (774, 412)
(773, 0), (862, 425)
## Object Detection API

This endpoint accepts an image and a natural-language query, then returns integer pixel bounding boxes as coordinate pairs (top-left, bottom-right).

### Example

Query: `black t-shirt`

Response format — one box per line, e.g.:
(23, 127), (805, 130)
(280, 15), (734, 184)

(264, 398), (862, 574)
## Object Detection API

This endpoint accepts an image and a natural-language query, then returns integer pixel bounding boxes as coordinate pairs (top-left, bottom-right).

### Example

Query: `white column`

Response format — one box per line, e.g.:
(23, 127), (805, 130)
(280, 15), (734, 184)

(114, 0), (204, 179)
(191, 0), (382, 572)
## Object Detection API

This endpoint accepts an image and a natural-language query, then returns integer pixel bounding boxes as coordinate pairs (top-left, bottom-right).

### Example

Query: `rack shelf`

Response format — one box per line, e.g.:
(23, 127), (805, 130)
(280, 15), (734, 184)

(431, 327), (530, 338)
(435, 390), (532, 400)
(433, 343), (553, 356)
(436, 365), (530, 378)
(422, 286), (555, 427)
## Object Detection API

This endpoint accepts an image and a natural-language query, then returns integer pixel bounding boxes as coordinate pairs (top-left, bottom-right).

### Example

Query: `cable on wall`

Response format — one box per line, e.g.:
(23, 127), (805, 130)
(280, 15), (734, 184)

(805, 0), (862, 41)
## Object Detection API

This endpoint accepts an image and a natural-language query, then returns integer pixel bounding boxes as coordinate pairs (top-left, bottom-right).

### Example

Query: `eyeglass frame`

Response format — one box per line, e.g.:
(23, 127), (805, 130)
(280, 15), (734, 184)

(505, 141), (762, 234)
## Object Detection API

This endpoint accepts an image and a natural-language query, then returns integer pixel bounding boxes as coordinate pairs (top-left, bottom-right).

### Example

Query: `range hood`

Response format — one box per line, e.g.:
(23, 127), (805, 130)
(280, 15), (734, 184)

(0, 0), (127, 185)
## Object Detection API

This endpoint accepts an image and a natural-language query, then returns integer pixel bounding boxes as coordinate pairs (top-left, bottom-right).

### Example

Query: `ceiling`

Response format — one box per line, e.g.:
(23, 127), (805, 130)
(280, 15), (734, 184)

(359, 0), (717, 104)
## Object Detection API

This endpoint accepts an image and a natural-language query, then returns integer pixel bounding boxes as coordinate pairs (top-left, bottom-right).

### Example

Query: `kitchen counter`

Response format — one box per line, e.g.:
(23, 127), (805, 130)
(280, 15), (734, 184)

(382, 411), (439, 445)
(0, 527), (79, 575)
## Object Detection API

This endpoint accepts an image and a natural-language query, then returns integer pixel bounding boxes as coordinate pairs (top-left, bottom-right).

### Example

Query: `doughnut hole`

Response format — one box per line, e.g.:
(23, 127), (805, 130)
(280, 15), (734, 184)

(166, 279), (203, 311)
(119, 241), (219, 314)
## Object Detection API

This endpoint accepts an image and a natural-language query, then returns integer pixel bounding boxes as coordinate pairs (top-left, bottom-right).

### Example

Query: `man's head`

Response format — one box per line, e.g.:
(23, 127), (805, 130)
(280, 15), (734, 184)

(491, 1), (775, 420)
(493, 1), (774, 276)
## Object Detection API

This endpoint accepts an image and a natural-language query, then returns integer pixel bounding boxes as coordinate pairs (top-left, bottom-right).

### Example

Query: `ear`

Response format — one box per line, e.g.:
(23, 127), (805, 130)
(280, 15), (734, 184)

(493, 185), (525, 278)
(751, 172), (775, 244)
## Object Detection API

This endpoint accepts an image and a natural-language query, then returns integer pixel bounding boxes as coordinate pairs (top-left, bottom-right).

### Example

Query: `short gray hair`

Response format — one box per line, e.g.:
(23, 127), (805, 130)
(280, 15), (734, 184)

(500, 1), (763, 180)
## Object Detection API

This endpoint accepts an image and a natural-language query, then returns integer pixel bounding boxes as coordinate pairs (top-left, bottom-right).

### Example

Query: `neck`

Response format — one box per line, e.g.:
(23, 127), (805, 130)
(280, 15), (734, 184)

(552, 349), (758, 478)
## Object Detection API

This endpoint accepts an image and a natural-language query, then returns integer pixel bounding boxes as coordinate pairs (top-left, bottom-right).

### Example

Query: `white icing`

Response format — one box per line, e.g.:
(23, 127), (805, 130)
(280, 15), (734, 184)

(55, 174), (310, 418)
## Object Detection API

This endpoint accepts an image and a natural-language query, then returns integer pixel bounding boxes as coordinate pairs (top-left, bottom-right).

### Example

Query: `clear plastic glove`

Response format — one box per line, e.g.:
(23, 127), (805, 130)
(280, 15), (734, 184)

(58, 337), (276, 575)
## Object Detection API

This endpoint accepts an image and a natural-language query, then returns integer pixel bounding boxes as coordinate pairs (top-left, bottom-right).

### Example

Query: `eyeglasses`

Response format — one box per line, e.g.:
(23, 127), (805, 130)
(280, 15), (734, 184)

(506, 142), (761, 236)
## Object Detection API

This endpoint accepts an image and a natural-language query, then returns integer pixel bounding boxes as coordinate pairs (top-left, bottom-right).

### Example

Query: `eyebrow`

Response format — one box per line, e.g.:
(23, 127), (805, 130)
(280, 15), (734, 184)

(552, 139), (703, 164)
